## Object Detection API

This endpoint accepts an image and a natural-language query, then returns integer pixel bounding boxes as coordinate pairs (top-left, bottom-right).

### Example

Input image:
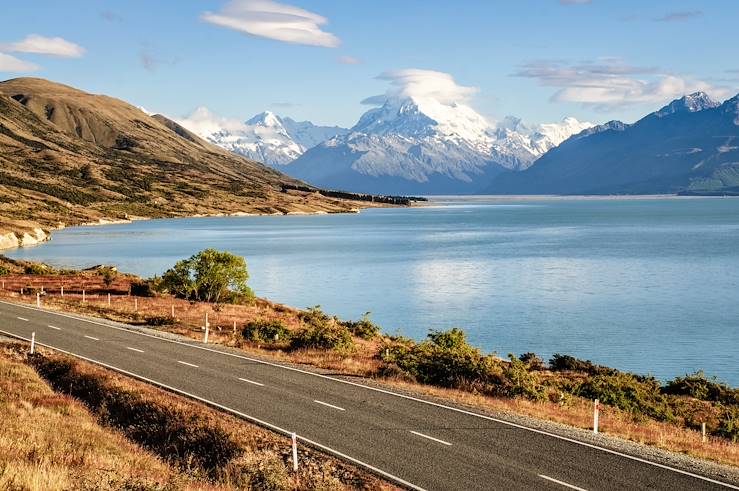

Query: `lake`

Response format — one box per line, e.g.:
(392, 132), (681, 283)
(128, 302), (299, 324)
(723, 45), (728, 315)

(7, 196), (739, 385)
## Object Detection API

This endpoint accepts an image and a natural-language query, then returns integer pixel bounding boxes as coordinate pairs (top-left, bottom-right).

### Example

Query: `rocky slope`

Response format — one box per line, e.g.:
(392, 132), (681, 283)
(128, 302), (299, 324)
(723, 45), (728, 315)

(0, 78), (367, 249)
(486, 92), (739, 195)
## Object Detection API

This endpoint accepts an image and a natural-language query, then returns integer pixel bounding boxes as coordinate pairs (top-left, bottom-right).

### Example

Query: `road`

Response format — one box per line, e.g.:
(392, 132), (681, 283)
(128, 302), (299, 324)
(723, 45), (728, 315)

(0, 299), (735, 491)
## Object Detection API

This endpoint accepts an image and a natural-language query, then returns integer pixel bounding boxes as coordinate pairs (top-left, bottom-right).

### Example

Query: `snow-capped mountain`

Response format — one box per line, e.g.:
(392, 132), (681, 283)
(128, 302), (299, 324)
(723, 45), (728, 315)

(286, 95), (592, 194)
(178, 108), (348, 166)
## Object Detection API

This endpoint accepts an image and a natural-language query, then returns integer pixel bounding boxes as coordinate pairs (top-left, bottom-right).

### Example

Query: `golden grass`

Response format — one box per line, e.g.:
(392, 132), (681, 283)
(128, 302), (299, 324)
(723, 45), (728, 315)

(0, 347), (194, 490)
(1, 344), (397, 491)
(1, 286), (736, 469)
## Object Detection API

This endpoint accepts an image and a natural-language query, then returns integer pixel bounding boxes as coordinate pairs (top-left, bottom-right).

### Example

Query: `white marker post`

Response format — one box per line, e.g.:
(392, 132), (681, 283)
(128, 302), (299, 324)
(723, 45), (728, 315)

(291, 432), (298, 472)
(593, 399), (600, 434)
(82, 289), (86, 303)
(134, 298), (138, 311)
(702, 422), (706, 443)
(60, 285), (64, 297)
(108, 293), (111, 306)
(36, 292), (41, 308)
(171, 304), (175, 318)
(30, 332), (35, 354)
(233, 320), (237, 334)
(204, 313), (210, 343)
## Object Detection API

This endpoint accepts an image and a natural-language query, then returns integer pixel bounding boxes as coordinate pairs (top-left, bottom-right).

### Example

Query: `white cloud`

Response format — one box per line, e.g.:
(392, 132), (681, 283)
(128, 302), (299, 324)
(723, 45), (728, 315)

(515, 60), (733, 110)
(653, 11), (703, 22)
(362, 69), (479, 106)
(337, 55), (361, 65)
(202, 0), (339, 48)
(176, 107), (248, 136)
(3, 34), (85, 58)
(0, 52), (40, 72)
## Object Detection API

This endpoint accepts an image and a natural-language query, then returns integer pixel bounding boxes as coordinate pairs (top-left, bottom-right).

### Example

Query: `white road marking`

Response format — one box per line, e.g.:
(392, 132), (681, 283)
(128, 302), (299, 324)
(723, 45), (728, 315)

(238, 377), (264, 387)
(410, 430), (452, 446)
(47, 325), (61, 330)
(126, 347), (144, 353)
(0, 328), (426, 491)
(84, 335), (99, 341)
(177, 360), (198, 368)
(17, 317), (28, 321)
(313, 399), (346, 411)
(1, 301), (737, 490)
(539, 474), (588, 491)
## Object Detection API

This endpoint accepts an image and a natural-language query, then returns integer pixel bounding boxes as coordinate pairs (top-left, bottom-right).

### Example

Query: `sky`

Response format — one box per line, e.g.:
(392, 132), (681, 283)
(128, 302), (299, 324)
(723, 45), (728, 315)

(1, 0), (738, 128)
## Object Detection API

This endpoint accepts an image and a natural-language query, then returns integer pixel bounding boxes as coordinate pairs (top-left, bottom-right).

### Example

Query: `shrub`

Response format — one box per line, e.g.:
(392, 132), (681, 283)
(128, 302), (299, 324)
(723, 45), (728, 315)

(385, 328), (497, 389)
(24, 263), (52, 275)
(664, 371), (739, 406)
(290, 323), (355, 352)
(242, 319), (291, 344)
(227, 451), (290, 490)
(144, 315), (176, 326)
(0, 265), (10, 275)
(341, 312), (380, 340)
(574, 372), (674, 422)
(518, 352), (545, 370)
(716, 406), (739, 442)
(130, 280), (156, 297)
(549, 354), (616, 375)
(495, 355), (546, 401)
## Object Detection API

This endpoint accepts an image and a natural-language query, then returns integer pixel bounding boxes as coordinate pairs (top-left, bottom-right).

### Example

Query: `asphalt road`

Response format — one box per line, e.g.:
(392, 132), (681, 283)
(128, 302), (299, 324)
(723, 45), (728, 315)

(0, 299), (735, 491)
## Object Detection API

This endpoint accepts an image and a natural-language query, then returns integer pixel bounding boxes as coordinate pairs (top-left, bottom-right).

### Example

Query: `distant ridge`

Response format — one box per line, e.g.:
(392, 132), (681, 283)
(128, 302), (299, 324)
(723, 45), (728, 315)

(486, 92), (739, 195)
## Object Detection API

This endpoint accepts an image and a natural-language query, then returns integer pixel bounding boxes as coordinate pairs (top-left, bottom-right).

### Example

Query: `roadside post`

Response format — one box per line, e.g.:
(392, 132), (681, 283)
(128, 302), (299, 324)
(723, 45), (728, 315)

(702, 422), (706, 443)
(60, 285), (64, 297)
(82, 289), (86, 302)
(291, 432), (298, 472)
(36, 292), (41, 308)
(134, 297), (138, 311)
(233, 320), (237, 334)
(108, 293), (111, 306)
(30, 332), (35, 354)
(171, 304), (175, 318)
(204, 313), (210, 343)
(593, 399), (600, 434)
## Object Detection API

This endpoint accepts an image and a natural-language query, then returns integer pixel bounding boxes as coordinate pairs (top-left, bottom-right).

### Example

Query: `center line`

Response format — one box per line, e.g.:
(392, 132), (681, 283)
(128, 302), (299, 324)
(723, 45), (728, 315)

(409, 431), (452, 446)
(313, 399), (346, 411)
(538, 475), (588, 491)
(47, 325), (61, 330)
(126, 347), (144, 353)
(177, 360), (199, 368)
(238, 377), (264, 387)
(84, 335), (99, 341)
(17, 317), (29, 322)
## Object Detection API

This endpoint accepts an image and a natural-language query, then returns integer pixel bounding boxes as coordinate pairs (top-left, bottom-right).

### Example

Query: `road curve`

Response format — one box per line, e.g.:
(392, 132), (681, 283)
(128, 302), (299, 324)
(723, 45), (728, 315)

(0, 299), (735, 491)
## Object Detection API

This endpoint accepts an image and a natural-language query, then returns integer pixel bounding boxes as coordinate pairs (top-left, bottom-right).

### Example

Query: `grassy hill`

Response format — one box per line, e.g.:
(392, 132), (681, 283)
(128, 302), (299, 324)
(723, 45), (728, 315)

(0, 78), (366, 248)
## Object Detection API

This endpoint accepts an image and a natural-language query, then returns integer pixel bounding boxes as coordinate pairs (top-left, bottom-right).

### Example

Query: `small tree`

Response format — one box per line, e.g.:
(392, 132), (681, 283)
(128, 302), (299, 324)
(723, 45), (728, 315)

(161, 249), (253, 304)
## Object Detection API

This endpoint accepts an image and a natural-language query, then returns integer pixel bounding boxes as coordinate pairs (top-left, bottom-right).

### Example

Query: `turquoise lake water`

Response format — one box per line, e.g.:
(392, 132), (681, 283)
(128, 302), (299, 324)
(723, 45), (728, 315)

(8, 197), (739, 385)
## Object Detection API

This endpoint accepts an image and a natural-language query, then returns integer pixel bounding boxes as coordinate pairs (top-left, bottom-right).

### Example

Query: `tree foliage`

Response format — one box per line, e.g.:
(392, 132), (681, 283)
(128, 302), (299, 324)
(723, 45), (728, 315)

(160, 249), (253, 304)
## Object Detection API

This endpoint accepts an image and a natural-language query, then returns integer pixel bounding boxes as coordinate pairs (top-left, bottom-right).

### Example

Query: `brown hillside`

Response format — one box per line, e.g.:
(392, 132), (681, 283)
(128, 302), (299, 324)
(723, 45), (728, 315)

(0, 77), (368, 246)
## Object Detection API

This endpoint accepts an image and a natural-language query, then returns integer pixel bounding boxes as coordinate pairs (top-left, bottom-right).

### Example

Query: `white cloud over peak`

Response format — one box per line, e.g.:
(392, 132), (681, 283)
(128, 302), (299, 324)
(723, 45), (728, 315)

(3, 34), (85, 58)
(0, 52), (40, 72)
(362, 69), (479, 106)
(515, 60), (733, 110)
(176, 107), (248, 136)
(202, 0), (339, 48)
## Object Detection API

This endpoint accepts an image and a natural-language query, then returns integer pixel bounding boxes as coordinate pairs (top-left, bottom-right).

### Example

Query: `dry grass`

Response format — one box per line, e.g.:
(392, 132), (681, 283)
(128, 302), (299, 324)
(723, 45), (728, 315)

(1, 344), (396, 491)
(1, 281), (737, 469)
(0, 346), (199, 490)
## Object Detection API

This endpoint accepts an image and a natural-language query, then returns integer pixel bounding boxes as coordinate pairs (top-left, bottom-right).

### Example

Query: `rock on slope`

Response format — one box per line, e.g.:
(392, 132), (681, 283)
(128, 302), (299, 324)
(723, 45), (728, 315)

(0, 77), (362, 247)
(486, 92), (739, 195)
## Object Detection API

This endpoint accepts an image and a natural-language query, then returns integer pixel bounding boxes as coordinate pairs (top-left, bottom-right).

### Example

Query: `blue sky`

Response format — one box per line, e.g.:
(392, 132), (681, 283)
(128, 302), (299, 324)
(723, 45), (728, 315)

(2, 0), (737, 127)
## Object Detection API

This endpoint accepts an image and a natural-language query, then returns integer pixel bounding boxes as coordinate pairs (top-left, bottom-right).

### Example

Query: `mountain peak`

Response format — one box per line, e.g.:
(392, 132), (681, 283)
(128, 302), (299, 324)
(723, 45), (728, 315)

(655, 92), (720, 118)
(246, 110), (284, 127)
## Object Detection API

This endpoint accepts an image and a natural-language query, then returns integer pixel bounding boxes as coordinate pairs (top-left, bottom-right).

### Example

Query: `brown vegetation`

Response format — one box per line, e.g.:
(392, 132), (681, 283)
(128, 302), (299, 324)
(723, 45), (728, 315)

(0, 344), (395, 491)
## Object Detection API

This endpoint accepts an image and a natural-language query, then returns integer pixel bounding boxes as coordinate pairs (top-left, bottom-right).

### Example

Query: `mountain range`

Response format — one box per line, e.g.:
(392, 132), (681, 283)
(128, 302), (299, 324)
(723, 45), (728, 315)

(182, 98), (592, 195)
(486, 92), (739, 195)
(178, 108), (348, 166)
(0, 78), (365, 248)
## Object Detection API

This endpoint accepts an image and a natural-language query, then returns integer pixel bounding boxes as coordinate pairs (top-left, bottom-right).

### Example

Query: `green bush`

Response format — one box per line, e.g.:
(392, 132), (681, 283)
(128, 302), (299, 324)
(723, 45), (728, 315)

(341, 312), (380, 340)
(664, 371), (739, 406)
(716, 406), (739, 442)
(290, 317), (355, 352)
(0, 265), (10, 275)
(24, 263), (52, 275)
(496, 355), (546, 401)
(130, 280), (156, 297)
(144, 315), (175, 326)
(549, 354), (616, 375)
(385, 328), (496, 389)
(518, 352), (545, 370)
(575, 372), (675, 422)
(242, 319), (291, 344)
